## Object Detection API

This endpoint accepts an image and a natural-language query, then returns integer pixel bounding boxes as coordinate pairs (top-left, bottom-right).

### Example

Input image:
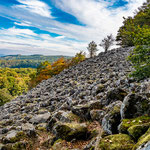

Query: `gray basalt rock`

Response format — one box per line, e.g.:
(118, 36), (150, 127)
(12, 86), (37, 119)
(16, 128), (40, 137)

(29, 113), (51, 124)
(21, 123), (36, 137)
(136, 141), (150, 150)
(72, 100), (103, 120)
(105, 88), (128, 105)
(121, 94), (150, 119)
(102, 101), (122, 134)
(52, 122), (88, 141)
(90, 110), (105, 124)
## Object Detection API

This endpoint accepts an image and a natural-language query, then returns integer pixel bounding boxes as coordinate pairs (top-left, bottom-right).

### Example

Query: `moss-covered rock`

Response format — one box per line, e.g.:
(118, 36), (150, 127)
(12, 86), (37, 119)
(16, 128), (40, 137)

(51, 139), (66, 150)
(106, 88), (127, 105)
(96, 84), (105, 94)
(128, 123), (150, 141)
(132, 127), (150, 150)
(2, 131), (26, 144)
(36, 123), (47, 131)
(53, 122), (88, 141)
(53, 111), (81, 123)
(119, 116), (150, 134)
(11, 141), (27, 150)
(99, 134), (135, 150)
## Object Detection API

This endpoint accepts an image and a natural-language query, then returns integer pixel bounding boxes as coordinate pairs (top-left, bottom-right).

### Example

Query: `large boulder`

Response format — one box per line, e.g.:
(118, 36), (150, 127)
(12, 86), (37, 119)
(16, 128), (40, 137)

(90, 110), (105, 124)
(133, 127), (150, 150)
(46, 111), (81, 131)
(128, 123), (150, 141)
(105, 88), (127, 105)
(121, 94), (150, 119)
(29, 113), (50, 124)
(21, 123), (36, 137)
(98, 134), (135, 150)
(102, 101), (122, 134)
(118, 116), (150, 134)
(2, 130), (26, 144)
(52, 122), (88, 141)
(72, 100), (103, 120)
(53, 111), (80, 123)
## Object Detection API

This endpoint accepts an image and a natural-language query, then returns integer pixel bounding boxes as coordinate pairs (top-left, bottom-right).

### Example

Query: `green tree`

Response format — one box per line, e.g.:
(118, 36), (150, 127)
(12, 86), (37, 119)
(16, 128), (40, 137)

(128, 26), (150, 80)
(116, 17), (137, 47)
(116, 1), (150, 47)
(87, 41), (98, 58)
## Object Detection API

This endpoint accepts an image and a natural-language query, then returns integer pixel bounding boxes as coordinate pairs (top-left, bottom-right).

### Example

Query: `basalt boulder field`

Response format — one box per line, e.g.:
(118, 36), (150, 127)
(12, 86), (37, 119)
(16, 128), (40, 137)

(0, 47), (150, 150)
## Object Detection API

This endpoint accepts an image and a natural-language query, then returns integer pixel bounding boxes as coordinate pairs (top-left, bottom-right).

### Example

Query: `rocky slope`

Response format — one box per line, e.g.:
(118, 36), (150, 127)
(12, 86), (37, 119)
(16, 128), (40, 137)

(0, 47), (150, 150)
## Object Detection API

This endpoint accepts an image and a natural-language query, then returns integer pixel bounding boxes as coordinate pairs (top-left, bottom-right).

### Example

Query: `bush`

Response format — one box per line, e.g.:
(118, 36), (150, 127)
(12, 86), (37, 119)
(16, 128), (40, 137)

(0, 88), (13, 106)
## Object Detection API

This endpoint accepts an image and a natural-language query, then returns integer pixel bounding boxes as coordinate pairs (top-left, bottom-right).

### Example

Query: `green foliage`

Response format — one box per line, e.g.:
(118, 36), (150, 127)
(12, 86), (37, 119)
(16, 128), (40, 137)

(116, 0), (150, 80)
(0, 68), (36, 105)
(116, 0), (150, 47)
(128, 26), (150, 80)
(87, 41), (98, 58)
(29, 52), (86, 88)
(116, 18), (137, 47)
(0, 89), (13, 106)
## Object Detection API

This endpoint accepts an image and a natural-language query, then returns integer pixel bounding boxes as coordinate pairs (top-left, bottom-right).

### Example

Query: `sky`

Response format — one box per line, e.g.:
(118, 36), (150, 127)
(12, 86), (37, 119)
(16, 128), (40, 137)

(0, 0), (146, 56)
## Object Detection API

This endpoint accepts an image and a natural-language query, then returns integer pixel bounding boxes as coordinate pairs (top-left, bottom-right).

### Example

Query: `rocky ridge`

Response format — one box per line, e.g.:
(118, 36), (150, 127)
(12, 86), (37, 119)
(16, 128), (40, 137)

(0, 47), (150, 150)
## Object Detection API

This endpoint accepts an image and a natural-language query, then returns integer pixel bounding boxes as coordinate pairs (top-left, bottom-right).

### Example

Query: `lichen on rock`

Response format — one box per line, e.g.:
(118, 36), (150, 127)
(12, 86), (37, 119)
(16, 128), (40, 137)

(52, 122), (89, 141)
(99, 134), (135, 150)
(118, 116), (150, 134)
(133, 127), (150, 150)
(128, 123), (150, 141)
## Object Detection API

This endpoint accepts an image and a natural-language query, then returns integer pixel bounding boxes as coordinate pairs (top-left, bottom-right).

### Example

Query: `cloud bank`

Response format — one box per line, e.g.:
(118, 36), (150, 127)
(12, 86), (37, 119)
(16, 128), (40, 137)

(0, 0), (146, 55)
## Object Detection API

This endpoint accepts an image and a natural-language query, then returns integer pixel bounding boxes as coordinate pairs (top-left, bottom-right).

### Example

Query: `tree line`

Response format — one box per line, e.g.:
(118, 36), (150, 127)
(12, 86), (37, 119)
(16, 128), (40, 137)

(0, 55), (71, 68)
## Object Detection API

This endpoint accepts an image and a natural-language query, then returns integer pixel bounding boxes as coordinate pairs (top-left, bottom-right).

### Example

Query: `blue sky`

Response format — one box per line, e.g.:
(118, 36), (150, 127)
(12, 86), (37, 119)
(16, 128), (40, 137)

(0, 0), (146, 56)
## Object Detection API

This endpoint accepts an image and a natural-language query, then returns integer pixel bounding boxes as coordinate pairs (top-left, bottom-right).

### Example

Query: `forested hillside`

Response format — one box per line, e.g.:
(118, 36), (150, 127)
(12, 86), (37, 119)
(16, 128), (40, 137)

(0, 52), (85, 106)
(0, 68), (36, 106)
(0, 55), (71, 68)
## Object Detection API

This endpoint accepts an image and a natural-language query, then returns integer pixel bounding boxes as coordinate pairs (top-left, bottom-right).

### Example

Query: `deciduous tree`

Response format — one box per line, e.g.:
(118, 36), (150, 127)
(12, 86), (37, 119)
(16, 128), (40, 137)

(99, 34), (114, 52)
(87, 41), (98, 58)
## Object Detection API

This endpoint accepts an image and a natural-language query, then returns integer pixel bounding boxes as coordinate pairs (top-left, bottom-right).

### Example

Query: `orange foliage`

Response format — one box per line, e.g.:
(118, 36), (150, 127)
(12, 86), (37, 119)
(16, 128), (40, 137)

(30, 52), (86, 88)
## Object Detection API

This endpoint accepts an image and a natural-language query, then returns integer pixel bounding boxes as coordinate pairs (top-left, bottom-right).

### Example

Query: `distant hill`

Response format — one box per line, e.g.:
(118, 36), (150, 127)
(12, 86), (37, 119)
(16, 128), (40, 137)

(0, 54), (5, 57)
(0, 55), (71, 68)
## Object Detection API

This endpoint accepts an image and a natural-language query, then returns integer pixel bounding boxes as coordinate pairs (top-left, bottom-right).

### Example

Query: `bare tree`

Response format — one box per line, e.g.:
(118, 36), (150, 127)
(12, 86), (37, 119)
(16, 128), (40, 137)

(99, 34), (114, 53)
(87, 41), (98, 58)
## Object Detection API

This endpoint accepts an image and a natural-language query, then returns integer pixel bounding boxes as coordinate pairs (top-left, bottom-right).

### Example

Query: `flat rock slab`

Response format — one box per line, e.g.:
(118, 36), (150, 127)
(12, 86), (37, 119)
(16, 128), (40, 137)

(29, 113), (50, 124)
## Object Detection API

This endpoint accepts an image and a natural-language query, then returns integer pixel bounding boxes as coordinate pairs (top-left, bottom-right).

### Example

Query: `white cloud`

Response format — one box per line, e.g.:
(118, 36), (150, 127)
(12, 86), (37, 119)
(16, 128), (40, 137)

(0, 27), (37, 36)
(15, 0), (53, 18)
(0, 0), (147, 55)
(14, 21), (32, 26)
(55, 36), (66, 39)
(0, 27), (85, 55)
